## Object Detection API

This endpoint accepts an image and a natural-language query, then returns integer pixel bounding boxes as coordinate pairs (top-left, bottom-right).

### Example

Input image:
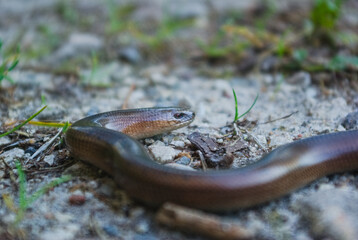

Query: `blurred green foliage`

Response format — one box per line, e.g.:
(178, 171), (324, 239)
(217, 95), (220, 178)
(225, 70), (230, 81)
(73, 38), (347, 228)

(0, 40), (19, 85)
(56, 0), (79, 24)
(310, 0), (343, 33)
(131, 16), (194, 50)
(327, 55), (358, 71)
(292, 49), (308, 63)
(2, 161), (71, 226)
(22, 24), (60, 59)
(106, 1), (135, 34)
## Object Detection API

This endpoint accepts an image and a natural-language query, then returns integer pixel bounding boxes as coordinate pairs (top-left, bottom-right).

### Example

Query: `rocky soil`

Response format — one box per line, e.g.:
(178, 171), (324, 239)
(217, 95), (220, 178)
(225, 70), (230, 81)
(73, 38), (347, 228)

(0, 1), (358, 240)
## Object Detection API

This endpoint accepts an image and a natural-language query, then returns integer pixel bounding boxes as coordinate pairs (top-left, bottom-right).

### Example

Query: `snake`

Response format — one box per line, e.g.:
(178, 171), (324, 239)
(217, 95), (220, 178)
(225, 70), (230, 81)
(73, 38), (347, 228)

(65, 107), (358, 211)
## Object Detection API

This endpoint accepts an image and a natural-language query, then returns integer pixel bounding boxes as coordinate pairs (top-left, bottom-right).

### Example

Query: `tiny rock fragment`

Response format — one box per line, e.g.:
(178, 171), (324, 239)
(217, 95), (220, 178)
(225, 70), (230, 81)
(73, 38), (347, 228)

(175, 155), (191, 165)
(148, 145), (181, 164)
(69, 194), (86, 205)
(341, 111), (358, 130)
(0, 148), (25, 166)
(43, 154), (55, 166)
(164, 163), (195, 171)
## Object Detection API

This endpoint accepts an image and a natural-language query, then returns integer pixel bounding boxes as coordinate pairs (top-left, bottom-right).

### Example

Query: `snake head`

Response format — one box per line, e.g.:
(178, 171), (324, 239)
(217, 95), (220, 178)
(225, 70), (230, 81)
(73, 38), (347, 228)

(84, 107), (195, 139)
(124, 107), (195, 139)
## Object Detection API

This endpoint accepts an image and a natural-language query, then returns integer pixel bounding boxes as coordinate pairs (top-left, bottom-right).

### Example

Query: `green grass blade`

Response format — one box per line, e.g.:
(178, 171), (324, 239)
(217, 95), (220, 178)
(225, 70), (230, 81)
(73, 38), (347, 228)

(15, 161), (28, 210)
(0, 105), (47, 138)
(61, 121), (70, 133)
(3, 74), (14, 83)
(8, 59), (19, 71)
(27, 175), (71, 206)
(236, 93), (259, 120)
(233, 88), (239, 122)
(28, 120), (70, 128)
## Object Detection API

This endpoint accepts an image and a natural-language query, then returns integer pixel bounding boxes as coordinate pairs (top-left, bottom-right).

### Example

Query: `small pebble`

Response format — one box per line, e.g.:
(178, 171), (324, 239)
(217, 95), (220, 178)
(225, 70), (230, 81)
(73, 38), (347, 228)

(118, 46), (142, 64)
(164, 163), (195, 171)
(0, 136), (11, 145)
(170, 140), (185, 148)
(84, 191), (94, 199)
(97, 183), (114, 197)
(130, 207), (145, 218)
(68, 194), (86, 205)
(162, 135), (174, 144)
(103, 225), (120, 237)
(44, 212), (55, 220)
(43, 154), (55, 166)
(150, 140), (165, 146)
(25, 146), (37, 155)
(260, 56), (279, 72)
(54, 212), (73, 223)
(0, 148), (25, 165)
(88, 180), (98, 189)
(341, 111), (358, 130)
(40, 225), (80, 240)
(286, 71), (311, 88)
(144, 138), (155, 145)
(2, 213), (16, 224)
(175, 156), (191, 165)
(135, 220), (149, 233)
(148, 145), (180, 164)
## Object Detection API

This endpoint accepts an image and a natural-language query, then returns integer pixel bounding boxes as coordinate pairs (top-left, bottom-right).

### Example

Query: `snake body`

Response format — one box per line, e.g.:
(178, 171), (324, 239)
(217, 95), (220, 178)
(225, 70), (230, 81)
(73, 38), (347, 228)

(65, 107), (358, 211)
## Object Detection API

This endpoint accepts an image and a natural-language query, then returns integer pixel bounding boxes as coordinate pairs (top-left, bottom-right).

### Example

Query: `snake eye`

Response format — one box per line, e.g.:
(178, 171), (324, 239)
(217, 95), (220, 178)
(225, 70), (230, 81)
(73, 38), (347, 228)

(174, 112), (186, 119)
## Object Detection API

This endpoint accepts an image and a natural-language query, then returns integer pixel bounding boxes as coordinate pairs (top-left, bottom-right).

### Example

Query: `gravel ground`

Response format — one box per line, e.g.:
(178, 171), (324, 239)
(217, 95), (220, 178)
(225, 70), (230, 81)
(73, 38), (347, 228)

(0, 1), (358, 240)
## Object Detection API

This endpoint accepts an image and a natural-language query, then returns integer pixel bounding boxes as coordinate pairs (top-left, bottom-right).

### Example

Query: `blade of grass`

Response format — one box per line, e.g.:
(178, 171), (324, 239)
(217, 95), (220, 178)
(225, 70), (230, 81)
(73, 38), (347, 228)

(233, 89), (239, 122)
(15, 161), (27, 210)
(2, 194), (17, 212)
(233, 90), (259, 123)
(3, 75), (14, 83)
(28, 120), (69, 128)
(237, 94), (259, 120)
(13, 160), (72, 225)
(0, 105), (47, 138)
(61, 121), (70, 133)
(8, 59), (19, 71)
(27, 175), (71, 206)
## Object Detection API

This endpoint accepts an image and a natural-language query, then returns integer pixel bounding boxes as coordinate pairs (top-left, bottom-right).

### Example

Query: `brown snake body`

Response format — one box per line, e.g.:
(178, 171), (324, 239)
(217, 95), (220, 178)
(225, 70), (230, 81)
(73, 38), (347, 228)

(65, 107), (358, 211)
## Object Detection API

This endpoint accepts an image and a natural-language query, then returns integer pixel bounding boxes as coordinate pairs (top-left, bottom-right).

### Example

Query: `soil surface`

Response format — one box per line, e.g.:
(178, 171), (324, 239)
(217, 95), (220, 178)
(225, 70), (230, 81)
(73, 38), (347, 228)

(0, 1), (358, 240)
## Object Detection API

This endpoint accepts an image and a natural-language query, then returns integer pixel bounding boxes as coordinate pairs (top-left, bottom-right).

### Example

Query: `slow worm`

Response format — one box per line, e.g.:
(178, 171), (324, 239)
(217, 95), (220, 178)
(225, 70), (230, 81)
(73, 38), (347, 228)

(65, 107), (358, 211)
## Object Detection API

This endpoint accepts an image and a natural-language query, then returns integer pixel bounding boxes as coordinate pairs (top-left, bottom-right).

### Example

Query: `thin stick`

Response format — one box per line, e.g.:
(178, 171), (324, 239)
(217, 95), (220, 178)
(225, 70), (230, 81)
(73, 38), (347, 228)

(156, 203), (254, 240)
(121, 84), (136, 109)
(29, 128), (62, 161)
(197, 150), (207, 171)
(261, 111), (299, 124)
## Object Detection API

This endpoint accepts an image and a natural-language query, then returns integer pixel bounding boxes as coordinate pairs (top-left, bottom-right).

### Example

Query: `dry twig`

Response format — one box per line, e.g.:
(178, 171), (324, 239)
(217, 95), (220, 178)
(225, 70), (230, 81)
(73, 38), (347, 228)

(28, 128), (62, 162)
(156, 203), (254, 240)
(261, 111), (299, 124)
(121, 84), (136, 109)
